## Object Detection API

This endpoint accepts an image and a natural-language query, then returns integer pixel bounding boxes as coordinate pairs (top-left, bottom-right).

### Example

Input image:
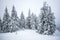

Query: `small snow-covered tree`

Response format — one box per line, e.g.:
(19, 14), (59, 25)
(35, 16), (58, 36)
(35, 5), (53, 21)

(38, 2), (56, 35)
(26, 9), (31, 29)
(31, 13), (38, 30)
(10, 6), (19, 32)
(0, 18), (3, 32)
(31, 13), (35, 29)
(20, 12), (25, 29)
(3, 7), (10, 32)
(34, 15), (38, 30)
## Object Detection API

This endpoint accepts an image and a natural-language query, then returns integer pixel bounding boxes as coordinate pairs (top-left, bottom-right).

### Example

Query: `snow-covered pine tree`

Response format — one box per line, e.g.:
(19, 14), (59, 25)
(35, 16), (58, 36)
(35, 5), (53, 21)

(41, 2), (49, 34)
(26, 9), (31, 29)
(10, 6), (19, 32)
(31, 13), (35, 29)
(20, 11), (25, 29)
(0, 18), (3, 32)
(38, 2), (47, 34)
(34, 15), (38, 30)
(3, 7), (10, 32)
(31, 13), (38, 30)
(38, 2), (56, 35)
(47, 6), (56, 35)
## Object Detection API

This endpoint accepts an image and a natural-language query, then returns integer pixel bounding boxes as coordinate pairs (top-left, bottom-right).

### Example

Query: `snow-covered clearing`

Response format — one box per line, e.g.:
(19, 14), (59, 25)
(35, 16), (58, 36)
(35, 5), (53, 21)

(0, 29), (60, 40)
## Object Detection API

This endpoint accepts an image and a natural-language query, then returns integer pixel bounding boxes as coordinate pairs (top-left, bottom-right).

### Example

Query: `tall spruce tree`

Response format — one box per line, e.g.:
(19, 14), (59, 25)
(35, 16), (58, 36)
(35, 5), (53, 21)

(0, 18), (3, 32)
(38, 2), (56, 35)
(47, 6), (56, 35)
(26, 9), (31, 29)
(3, 7), (10, 32)
(34, 15), (38, 30)
(31, 13), (38, 30)
(20, 12), (25, 29)
(10, 6), (19, 32)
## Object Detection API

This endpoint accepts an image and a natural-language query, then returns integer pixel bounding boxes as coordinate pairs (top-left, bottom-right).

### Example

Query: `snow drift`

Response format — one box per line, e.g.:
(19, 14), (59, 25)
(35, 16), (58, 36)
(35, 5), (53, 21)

(0, 29), (60, 40)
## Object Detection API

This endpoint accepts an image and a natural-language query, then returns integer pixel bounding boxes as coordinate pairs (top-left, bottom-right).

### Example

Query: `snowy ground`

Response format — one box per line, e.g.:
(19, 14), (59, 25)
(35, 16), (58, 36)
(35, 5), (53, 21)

(0, 29), (60, 40)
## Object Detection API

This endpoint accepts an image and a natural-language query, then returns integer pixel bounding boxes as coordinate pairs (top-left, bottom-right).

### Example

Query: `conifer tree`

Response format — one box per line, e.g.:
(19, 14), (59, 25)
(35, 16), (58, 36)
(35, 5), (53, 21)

(38, 2), (56, 35)
(3, 7), (10, 32)
(20, 12), (25, 29)
(26, 9), (31, 29)
(47, 6), (56, 35)
(0, 18), (3, 32)
(10, 6), (19, 32)
(31, 13), (38, 30)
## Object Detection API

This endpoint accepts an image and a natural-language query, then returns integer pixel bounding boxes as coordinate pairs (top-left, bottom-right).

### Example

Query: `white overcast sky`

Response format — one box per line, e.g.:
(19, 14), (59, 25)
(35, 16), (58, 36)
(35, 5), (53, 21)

(0, 0), (60, 27)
